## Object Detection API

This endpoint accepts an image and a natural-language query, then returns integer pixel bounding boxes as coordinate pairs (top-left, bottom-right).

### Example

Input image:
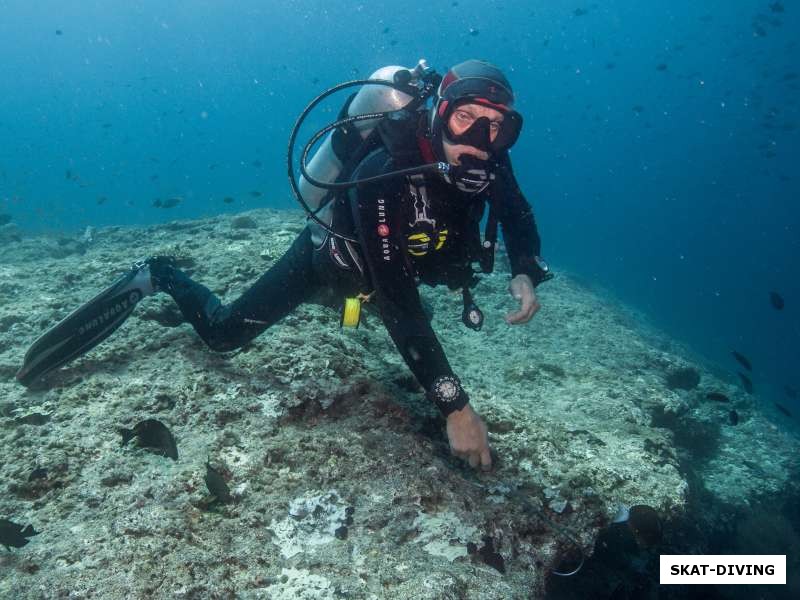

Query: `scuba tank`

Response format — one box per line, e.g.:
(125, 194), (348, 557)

(298, 63), (429, 247)
(287, 59), (446, 246)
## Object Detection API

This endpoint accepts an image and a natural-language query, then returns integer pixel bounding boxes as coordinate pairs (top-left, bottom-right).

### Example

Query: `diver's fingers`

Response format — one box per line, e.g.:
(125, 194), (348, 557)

(506, 310), (530, 325)
(480, 448), (492, 471)
(520, 294), (538, 317)
(507, 297), (540, 324)
(529, 297), (541, 316)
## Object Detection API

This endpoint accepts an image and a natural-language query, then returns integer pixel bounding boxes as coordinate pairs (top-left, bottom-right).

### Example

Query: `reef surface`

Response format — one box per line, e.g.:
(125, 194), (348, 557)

(0, 209), (797, 598)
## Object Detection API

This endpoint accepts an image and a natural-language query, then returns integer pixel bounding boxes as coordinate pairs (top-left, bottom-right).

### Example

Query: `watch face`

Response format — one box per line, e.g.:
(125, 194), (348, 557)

(435, 376), (460, 402)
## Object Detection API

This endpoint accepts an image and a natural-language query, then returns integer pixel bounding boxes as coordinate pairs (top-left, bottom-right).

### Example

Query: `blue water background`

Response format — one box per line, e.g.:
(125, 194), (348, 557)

(1, 1), (798, 413)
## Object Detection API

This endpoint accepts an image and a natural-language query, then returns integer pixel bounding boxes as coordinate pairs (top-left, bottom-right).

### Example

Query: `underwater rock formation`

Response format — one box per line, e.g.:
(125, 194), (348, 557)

(0, 209), (797, 598)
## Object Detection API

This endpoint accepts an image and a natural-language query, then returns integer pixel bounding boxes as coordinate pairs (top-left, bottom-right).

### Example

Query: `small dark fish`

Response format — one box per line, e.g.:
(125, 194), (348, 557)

(149, 174), (159, 181)
(153, 197), (181, 209)
(381, 26), (390, 34)
(0, 213), (11, 226)
(390, 39), (398, 46)
(632, 105), (645, 113)
(574, 8), (588, 16)
(468, 28), (479, 37)
(732, 351), (752, 371)
(96, 196), (107, 205)
(55, 29), (62, 35)
(769, 291), (784, 310)
(28, 467), (48, 481)
(729, 409), (739, 425)
(738, 372), (754, 394)
(222, 196), (235, 204)
(775, 403), (792, 418)
(65, 169), (73, 180)
(627, 505), (662, 548)
(656, 63), (668, 71)
(119, 418), (178, 460)
(251, 160), (262, 168)
(705, 392), (730, 403)
(102, 123), (112, 129)
(605, 62), (616, 70)
(785, 385), (798, 399)
(249, 190), (262, 198)
(0, 519), (40, 550)
(204, 461), (232, 504)
(770, 2), (784, 12)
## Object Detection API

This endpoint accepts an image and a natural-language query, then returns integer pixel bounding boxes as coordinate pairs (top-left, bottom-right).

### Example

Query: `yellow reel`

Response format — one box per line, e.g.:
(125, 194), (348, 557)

(341, 296), (363, 328)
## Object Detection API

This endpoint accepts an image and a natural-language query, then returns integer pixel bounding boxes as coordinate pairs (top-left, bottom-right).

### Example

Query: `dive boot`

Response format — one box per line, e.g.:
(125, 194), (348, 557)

(15, 257), (175, 386)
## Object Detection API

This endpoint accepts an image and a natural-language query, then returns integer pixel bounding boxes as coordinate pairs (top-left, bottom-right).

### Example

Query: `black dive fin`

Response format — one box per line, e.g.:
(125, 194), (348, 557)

(16, 261), (154, 386)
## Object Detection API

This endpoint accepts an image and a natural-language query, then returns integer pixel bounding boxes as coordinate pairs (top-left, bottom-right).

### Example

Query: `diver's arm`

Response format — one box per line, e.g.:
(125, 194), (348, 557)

(492, 153), (551, 287)
(348, 159), (469, 416)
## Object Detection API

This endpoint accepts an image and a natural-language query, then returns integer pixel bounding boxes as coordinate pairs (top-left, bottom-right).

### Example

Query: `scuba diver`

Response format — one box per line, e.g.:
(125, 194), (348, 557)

(16, 59), (552, 472)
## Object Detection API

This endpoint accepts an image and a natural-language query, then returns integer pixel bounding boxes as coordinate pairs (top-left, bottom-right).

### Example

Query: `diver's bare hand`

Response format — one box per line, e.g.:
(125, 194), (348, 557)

(446, 405), (492, 471)
(505, 274), (540, 324)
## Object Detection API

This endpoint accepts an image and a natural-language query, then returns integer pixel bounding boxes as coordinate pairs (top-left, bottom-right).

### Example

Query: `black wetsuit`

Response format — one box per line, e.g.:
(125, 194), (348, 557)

(154, 140), (547, 416)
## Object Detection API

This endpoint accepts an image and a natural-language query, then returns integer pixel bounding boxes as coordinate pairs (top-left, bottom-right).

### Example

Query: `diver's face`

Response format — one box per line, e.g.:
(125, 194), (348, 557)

(442, 103), (504, 165)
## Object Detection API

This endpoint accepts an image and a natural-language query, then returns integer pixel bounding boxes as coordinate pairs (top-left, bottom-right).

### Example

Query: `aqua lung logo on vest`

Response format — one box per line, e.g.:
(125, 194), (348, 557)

(77, 291), (141, 336)
(376, 198), (391, 261)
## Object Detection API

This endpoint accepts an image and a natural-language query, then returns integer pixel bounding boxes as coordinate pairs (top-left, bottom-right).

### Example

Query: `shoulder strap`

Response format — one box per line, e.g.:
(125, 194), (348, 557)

(377, 108), (428, 168)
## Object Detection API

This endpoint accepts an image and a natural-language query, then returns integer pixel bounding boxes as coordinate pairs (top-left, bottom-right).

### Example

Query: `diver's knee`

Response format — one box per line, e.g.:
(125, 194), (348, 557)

(144, 255), (179, 293)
